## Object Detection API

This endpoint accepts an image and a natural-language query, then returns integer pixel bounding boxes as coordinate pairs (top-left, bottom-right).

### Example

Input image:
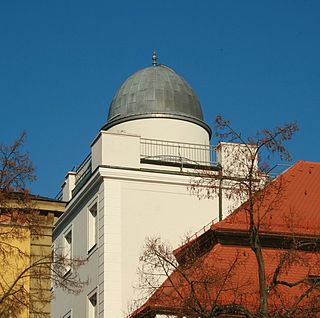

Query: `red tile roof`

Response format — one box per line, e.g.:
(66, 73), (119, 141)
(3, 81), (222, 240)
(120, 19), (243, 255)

(214, 161), (320, 236)
(138, 244), (320, 317)
(132, 161), (320, 317)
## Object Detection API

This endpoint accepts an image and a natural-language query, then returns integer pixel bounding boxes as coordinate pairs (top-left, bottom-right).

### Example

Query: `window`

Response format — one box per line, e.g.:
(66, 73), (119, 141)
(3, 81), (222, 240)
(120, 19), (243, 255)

(88, 202), (97, 253)
(51, 243), (55, 290)
(63, 228), (72, 275)
(62, 309), (72, 318)
(88, 290), (97, 318)
(308, 275), (320, 285)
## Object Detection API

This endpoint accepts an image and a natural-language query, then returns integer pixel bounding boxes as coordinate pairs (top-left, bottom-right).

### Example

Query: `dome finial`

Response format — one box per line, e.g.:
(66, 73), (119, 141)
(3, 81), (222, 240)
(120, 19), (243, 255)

(152, 51), (157, 66)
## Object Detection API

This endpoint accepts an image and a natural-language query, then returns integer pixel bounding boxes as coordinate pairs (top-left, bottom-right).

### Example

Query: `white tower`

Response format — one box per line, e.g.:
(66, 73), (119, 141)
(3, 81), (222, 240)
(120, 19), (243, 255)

(53, 56), (235, 318)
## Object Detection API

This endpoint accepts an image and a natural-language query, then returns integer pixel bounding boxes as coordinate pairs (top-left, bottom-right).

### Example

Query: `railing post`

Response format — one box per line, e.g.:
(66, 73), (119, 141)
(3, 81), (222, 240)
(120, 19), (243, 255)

(140, 138), (216, 167)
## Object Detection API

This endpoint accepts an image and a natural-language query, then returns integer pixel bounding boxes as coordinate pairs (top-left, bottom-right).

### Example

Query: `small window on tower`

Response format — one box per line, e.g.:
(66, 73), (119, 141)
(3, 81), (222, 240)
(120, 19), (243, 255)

(88, 290), (97, 318)
(88, 202), (98, 253)
(62, 309), (72, 318)
(63, 228), (72, 276)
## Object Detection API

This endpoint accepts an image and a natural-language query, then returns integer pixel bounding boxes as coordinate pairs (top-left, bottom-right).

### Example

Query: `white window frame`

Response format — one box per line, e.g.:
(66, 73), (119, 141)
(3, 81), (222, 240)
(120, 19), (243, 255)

(51, 243), (55, 290)
(62, 226), (73, 276)
(87, 200), (98, 254)
(87, 288), (98, 318)
(62, 309), (72, 318)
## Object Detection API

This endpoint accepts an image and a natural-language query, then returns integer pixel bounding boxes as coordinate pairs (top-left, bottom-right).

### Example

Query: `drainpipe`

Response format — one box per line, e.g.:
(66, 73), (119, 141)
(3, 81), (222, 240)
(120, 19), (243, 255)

(218, 178), (223, 221)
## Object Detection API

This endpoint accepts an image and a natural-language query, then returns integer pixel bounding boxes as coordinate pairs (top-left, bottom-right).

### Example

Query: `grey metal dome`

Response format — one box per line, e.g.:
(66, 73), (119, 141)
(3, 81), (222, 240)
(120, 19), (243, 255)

(103, 64), (211, 135)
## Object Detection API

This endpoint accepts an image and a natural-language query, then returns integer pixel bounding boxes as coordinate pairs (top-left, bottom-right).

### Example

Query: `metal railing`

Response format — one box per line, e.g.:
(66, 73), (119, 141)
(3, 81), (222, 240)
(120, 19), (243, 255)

(54, 154), (92, 201)
(182, 219), (216, 245)
(140, 138), (217, 167)
(55, 189), (63, 201)
(55, 138), (218, 199)
(74, 154), (92, 186)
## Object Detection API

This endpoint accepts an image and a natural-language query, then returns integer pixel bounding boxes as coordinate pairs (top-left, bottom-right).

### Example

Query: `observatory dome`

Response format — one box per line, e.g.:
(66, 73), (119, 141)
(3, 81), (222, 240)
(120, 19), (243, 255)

(103, 63), (211, 136)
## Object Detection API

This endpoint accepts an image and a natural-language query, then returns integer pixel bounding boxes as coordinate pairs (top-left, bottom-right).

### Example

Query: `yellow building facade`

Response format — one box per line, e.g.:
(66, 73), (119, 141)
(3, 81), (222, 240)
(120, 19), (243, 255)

(0, 195), (65, 318)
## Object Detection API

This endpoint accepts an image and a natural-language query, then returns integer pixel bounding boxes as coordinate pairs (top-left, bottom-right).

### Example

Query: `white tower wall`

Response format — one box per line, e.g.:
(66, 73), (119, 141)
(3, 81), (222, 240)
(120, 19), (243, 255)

(53, 131), (236, 318)
(53, 166), (224, 318)
(107, 118), (210, 145)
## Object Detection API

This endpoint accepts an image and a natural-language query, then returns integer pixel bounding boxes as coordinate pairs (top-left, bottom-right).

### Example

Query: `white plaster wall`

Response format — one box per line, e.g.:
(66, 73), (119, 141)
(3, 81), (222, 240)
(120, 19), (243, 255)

(121, 178), (218, 311)
(216, 142), (258, 177)
(54, 168), (241, 318)
(98, 168), (234, 316)
(52, 183), (103, 318)
(107, 118), (210, 146)
(53, 136), (254, 318)
(91, 132), (141, 171)
(97, 184), (105, 317)
(103, 179), (123, 317)
(91, 130), (212, 175)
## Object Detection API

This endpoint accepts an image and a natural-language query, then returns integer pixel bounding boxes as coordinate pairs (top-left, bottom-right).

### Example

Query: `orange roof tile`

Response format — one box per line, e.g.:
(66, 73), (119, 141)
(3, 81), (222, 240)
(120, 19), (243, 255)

(137, 244), (320, 317)
(132, 161), (320, 317)
(214, 161), (320, 236)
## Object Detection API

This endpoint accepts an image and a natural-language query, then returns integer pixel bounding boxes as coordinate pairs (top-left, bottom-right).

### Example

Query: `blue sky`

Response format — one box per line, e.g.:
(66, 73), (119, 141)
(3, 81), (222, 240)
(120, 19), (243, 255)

(1, 1), (320, 197)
